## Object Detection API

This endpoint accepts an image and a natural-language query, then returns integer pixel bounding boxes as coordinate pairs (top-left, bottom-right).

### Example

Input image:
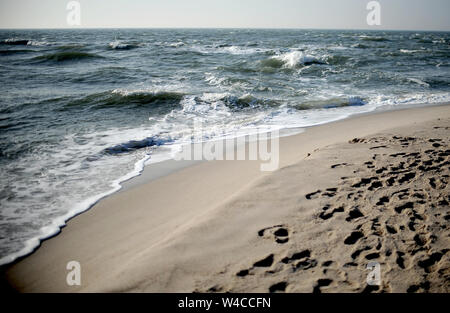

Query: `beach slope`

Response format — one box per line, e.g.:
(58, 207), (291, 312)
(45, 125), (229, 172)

(3, 104), (450, 292)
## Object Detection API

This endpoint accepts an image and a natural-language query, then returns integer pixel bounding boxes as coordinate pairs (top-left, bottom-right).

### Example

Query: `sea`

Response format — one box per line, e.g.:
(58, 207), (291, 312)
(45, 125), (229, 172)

(0, 28), (449, 265)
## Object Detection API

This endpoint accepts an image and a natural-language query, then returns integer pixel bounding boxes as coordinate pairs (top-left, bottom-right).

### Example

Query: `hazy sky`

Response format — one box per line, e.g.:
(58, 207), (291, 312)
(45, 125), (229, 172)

(0, 0), (449, 31)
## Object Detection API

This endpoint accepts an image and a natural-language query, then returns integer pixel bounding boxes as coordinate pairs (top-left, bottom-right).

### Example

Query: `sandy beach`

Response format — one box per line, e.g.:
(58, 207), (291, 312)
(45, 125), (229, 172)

(2, 104), (449, 293)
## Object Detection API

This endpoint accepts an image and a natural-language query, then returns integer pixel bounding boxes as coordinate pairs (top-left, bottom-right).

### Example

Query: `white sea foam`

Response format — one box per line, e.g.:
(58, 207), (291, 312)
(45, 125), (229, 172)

(271, 51), (324, 68)
(371, 92), (450, 107)
(1, 38), (50, 46)
(109, 40), (127, 49)
(167, 41), (185, 48)
(407, 77), (430, 88)
(0, 151), (151, 266)
(191, 44), (270, 55)
(400, 49), (424, 54)
(108, 40), (140, 50)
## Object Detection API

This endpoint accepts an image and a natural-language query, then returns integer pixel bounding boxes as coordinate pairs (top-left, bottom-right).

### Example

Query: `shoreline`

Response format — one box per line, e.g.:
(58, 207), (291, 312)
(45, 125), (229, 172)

(122, 101), (449, 191)
(0, 101), (446, 267)
(2, 103), (450, 292)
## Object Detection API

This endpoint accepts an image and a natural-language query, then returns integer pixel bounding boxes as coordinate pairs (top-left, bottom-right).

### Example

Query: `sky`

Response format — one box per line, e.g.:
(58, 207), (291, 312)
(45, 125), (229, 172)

(0, 0), (449, 31)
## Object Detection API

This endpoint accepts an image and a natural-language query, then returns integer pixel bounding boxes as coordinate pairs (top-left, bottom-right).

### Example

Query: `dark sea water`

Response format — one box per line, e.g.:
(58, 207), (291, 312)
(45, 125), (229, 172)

(0, 29), (449, 264)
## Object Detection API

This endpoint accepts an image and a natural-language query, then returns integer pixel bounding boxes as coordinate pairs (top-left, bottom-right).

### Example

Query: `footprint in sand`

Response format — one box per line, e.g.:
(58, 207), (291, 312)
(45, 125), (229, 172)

(344, 231), (364, 245)
(269, 281), (288, 293)
(258, 225), (290, 244)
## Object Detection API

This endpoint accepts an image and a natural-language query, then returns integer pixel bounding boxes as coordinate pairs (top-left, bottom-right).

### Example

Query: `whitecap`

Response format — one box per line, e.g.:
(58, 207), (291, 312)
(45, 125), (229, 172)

(407, 77), (430, 88)
(271, 51), (325, 68)
(167, 41), (185, 48)
(400, 49), (423, 54)
(108, 40), (137, 50)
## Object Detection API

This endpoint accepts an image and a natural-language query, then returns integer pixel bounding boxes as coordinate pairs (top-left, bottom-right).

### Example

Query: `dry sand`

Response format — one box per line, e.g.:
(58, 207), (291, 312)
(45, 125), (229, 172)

(2, 104), (449, 293)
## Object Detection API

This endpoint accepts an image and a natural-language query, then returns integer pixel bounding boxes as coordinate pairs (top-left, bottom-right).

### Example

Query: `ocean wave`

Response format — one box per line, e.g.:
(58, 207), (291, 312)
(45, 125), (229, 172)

(360, 36), (389, 42)
(435, 62), (448, 68)
(325, 55), (350, 65)
(262, 51), (326, 69)
(1, 38), (30, 45)
(27, 40), (50, 46)
(167, 41), (185, 48)
(181, 92), (281, 113)
(216, 64), (259, 74)
(204, 72), (250, 88)
(294, 97), (366, 110)
(68, 66), (134, 83)
(425, 77), (450, 87)
(192, 44), (270, 55)
(56, 44), (86, 51)
(406, 77), (430, 88)
(0, 49), (34, 56)
(103, 136), (171, 154)
(351, 43), (369, 49)
(371, 92), (450, 107)
(222, 94), (280, 110)
(218, 45), (264, 55)
(1, 38), (49, 46)
(432, 38), (447, 44)
(64, 90), (185, 110)
(32, 51), (102, 63)
(108, 40), (139, 50)
(399, 49), (425, 54)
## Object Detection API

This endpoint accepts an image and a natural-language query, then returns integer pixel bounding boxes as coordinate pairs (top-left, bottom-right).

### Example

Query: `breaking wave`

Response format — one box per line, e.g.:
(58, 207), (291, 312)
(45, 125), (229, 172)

(262, 51), (326, 69)
(294, 97), (366, 110)
(108, 40), (139, 50)
(1, 38), (49, 46)
(360, 36), (389, 42)
(1, 38), (30, 45)
(63, 90), (185, 110)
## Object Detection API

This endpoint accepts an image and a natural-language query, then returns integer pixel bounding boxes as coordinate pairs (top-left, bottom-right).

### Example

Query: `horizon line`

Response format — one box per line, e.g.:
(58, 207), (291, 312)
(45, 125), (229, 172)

(0, 26), (449, 32)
